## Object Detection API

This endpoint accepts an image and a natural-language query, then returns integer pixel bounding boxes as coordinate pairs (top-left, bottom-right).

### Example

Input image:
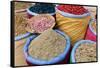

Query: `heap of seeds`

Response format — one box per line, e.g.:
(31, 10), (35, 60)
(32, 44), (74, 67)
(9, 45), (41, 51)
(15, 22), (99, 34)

(29, 3), (55, 14)
(75, 42), (96, 62)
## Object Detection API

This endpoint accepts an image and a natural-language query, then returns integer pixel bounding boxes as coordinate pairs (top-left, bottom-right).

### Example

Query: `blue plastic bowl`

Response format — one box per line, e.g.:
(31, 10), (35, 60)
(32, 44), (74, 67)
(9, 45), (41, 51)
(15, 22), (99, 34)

(70, 40), (96, 63)
(15, 32), (31, 41)
(23, 29), (70, 65)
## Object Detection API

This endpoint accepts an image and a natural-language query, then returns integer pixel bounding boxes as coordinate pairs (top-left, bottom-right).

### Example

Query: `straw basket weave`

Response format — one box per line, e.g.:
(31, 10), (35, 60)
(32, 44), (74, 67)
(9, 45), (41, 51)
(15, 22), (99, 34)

(56, 11), (91, 46)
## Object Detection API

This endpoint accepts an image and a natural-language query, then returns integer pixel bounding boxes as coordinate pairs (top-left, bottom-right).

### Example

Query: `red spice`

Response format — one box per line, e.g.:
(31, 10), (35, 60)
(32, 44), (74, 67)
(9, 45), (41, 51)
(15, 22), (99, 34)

(57, 5), (88, 15)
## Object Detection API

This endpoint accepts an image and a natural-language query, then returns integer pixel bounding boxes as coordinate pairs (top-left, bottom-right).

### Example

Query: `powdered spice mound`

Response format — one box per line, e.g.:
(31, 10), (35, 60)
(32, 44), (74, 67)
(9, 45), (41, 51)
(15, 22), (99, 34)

(57, 5), (88, 15)
(26, 14), (55, 33)
(28, 29), (66, 60)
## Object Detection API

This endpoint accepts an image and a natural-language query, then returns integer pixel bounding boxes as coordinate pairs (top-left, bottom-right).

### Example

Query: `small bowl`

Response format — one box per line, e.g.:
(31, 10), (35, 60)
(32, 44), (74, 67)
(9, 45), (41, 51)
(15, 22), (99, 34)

(70, 40), (96, 63)
(56, 6), (90, 18)
(23, 29), (70, 65)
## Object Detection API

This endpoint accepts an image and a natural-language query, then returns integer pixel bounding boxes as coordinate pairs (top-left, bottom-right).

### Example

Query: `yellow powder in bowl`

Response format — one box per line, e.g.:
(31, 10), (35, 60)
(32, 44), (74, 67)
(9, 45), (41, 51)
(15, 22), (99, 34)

(28, 29), (66, 60)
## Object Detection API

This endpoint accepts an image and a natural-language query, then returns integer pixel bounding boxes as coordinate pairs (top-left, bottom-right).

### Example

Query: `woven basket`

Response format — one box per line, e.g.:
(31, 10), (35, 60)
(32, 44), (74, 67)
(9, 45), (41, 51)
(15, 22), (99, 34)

(56, 8), (91, 46)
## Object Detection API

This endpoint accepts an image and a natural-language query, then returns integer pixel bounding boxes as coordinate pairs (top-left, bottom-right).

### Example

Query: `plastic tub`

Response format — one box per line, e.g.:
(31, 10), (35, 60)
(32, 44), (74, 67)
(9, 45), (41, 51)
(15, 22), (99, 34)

(70, 40), (96, 63)
(23, 29), (70, 65)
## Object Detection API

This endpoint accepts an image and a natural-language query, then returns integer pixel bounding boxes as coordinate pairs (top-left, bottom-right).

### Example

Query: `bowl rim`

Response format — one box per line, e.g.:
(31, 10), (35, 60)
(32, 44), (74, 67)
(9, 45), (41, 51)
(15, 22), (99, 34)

(71, 40), (96, 63)
(15, 32), (31, 41)
(23, 29), (70, 65)
(89, 19), (96, 35)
